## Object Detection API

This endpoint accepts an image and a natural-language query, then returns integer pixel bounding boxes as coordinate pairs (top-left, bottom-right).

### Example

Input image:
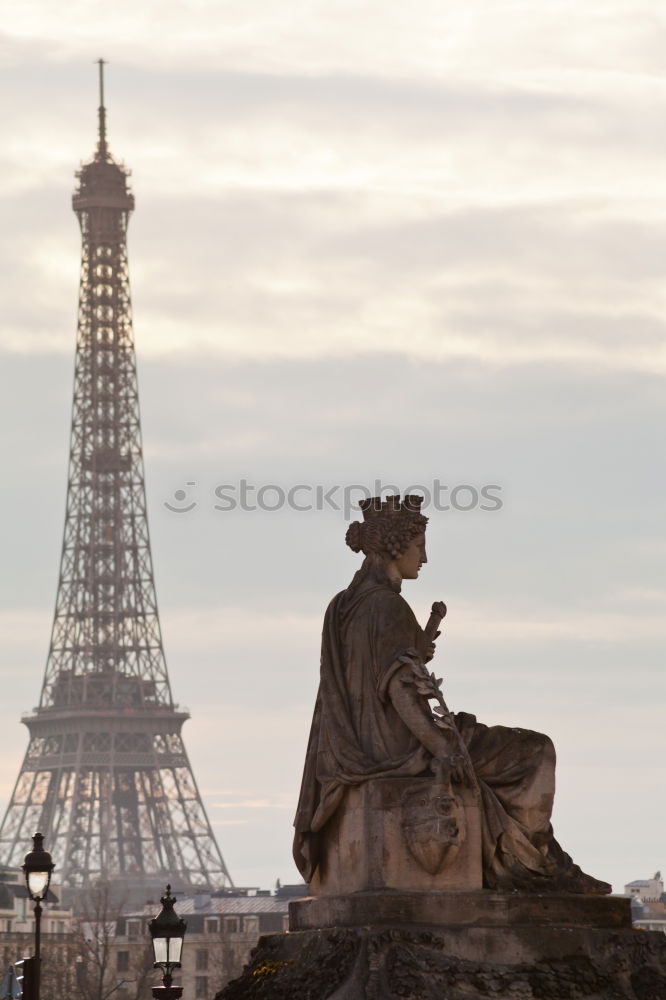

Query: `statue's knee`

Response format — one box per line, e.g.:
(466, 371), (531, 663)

(540, 734), (556, 767)
(520, 729), (556, 766)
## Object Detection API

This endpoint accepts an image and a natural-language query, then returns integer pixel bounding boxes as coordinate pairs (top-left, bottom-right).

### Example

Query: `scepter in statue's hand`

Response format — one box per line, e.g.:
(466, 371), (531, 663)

(423, 601), (446, 662)
(418, 601), (476, 787)
(424, 600), (447, 644)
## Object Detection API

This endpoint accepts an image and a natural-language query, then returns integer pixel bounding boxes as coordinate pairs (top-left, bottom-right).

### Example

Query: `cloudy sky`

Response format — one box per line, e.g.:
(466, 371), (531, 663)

(1, 1), (664, 893)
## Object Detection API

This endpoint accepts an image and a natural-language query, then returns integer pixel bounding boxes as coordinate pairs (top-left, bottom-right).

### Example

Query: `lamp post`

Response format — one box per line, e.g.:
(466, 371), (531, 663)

(22, 832), (55, 1000)
(148, 886), (187, 1000)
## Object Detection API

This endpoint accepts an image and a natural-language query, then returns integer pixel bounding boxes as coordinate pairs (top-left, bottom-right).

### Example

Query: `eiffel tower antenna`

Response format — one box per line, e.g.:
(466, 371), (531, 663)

(96, 58), (107, 160)
(0, 65), (232, 904)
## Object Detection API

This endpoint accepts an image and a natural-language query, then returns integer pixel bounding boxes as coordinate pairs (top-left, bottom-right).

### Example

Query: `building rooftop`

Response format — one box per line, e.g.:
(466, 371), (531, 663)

(126, 894), (290, 920)
(0, 881), (60, 905)
(632, 898), (666, 914)
(174, 897), (288, 915)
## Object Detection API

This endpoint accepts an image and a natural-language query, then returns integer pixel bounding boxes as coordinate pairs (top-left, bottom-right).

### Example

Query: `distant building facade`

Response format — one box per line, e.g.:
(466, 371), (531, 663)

(113, 886), (301, 999)
(624, 871), (666, 935)
(624, 872), (664, 902)
(0, 870), (303, 1000)
(0, 867), (77, 1000)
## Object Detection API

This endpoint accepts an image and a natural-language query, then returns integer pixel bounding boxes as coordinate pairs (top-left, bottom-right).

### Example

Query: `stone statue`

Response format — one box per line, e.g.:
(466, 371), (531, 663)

(221, 494), (666, 999)
(293, 495), (609, 895)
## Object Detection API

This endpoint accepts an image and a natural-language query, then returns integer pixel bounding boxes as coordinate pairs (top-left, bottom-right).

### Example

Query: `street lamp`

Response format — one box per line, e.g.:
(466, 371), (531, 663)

(22, 832), (55, 1000)
(148, 886), (187, 1000)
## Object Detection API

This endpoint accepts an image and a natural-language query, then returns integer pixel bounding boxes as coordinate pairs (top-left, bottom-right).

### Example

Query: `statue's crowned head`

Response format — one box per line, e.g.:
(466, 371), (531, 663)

(345, 495), (428, 560)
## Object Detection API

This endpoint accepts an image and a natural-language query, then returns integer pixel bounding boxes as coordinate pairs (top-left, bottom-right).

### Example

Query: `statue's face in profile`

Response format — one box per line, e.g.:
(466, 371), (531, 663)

(393, 532), (427, 580)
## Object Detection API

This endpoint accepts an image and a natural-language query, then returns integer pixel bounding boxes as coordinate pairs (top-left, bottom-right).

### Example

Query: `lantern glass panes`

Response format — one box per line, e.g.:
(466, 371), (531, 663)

(152, 937), (168, 966)
(169, 937), (183, 965)
(149, 886), (187, 972)
(26, 871), (50, 899)
(151, 936), (182, 966)
(22, 833), (55, 902)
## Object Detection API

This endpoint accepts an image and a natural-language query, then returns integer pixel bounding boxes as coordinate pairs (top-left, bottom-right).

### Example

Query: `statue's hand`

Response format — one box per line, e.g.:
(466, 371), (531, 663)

(424, 627), (441, 662)
(430, 755), (451, 783)
(450, 753), (476, 787)
(431, 752), (475, 788)
(430, 752), (465, 786)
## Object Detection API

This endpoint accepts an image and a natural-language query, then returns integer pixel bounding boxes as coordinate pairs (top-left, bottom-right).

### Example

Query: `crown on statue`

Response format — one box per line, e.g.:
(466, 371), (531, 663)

(358, 495), (425, 519)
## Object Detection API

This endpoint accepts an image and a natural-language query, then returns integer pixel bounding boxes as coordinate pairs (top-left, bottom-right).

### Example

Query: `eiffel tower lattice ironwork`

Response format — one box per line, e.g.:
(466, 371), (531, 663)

(0, 63), (232, 895)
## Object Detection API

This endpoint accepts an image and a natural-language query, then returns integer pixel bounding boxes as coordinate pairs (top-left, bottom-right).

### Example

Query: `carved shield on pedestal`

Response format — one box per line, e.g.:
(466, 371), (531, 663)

(401, 787), (466, 875)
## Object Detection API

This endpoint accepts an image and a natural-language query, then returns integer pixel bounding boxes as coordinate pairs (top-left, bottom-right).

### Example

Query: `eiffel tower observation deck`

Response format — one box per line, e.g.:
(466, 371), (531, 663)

(0, 63), (232, 904)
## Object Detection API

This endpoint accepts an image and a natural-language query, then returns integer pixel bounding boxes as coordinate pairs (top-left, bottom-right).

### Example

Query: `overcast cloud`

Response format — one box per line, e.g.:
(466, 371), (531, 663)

(0, 1), (664, 892)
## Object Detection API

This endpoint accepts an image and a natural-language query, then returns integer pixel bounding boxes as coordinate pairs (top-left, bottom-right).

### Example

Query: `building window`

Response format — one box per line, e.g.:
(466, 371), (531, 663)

(195, 977), (208, 998)
(195, 949), (208, 971)
(127, 921), (140, 940)
(224, 918), (238, 934)
(243, 917), (258, 935)
(204, 918), (219, 934)
(117, 952), (129, 972)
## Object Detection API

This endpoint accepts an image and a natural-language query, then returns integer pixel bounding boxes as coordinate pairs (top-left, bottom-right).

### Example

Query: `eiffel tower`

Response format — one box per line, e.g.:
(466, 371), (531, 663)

(0, 63), (232, 902)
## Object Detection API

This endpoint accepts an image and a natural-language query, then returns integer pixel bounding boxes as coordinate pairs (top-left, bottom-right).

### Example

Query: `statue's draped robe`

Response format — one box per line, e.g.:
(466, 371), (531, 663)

(294, 568), (601, 892)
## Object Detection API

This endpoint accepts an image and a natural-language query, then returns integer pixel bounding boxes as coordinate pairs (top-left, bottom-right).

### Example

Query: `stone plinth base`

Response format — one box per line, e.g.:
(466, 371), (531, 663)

(290, 890), (632, 933)
(310, 777), (482, 895)
(216, 892), (666, 1000)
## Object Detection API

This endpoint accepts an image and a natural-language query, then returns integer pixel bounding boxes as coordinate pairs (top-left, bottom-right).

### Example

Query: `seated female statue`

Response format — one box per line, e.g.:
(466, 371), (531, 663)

(293, 495), (609, 895)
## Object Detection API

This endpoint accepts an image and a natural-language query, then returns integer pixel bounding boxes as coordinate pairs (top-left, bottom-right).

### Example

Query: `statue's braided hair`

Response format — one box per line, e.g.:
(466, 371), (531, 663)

(345, 495), (428, 559)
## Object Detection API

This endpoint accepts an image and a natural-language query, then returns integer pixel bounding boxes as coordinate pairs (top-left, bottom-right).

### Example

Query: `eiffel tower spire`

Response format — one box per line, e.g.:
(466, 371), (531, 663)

(96, 58), (108, 161)
(0, 64), (232, 900)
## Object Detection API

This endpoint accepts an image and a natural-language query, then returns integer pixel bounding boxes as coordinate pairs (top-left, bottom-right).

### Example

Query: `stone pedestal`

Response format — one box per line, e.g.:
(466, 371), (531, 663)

(216, 891), (666, 1000)
(310, 777), (482, 895)
(289, 890), (632, 935)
